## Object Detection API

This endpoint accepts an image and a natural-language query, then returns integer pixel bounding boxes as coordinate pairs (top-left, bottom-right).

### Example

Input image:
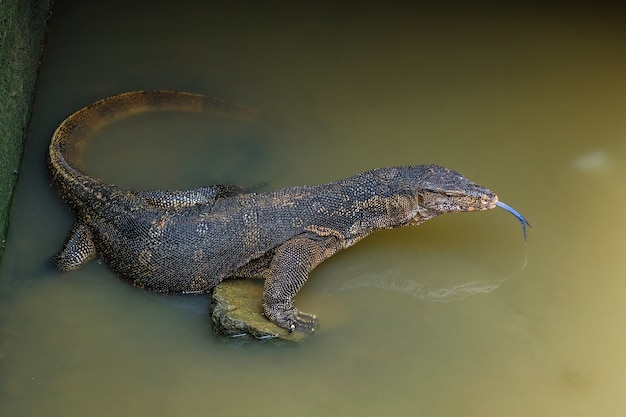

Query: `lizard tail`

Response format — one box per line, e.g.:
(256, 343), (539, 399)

(47, 90), (257, 207)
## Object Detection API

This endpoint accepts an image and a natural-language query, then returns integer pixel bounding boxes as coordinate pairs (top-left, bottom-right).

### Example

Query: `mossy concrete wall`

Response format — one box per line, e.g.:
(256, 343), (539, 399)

(0, 0), (53, 258)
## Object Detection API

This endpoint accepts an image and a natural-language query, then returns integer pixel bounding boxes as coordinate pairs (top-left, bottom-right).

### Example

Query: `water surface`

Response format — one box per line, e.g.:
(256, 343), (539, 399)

(2, 2), (626, 416)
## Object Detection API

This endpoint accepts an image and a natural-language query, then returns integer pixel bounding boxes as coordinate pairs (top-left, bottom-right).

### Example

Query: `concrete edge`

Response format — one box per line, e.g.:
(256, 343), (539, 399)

(0, 0), (54, 260)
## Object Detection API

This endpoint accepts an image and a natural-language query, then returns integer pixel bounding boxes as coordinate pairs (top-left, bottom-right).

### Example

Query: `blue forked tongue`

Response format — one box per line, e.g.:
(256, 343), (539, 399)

(496, 201), (531, 240)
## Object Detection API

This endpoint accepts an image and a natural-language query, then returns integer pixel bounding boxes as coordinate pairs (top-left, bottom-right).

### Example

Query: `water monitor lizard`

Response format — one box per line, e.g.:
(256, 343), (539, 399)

(48, 91), (529, 333)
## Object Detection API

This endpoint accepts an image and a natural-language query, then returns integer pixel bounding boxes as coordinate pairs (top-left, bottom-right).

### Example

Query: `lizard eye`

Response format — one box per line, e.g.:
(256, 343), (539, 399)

(442, 190), (465, 197)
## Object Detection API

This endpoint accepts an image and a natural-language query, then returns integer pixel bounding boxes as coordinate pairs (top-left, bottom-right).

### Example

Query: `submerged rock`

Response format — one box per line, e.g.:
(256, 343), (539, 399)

(210, 279), (310, 343)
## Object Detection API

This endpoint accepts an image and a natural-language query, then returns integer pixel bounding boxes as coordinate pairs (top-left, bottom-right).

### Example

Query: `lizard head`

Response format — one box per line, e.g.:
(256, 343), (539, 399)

(371, 165), (529, 239)
(415, 165), (497, 213)
(379, 165), (498, 226)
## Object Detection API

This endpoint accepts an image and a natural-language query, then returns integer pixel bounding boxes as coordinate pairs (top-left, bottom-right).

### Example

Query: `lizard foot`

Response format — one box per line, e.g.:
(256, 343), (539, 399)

(265, 306), (319, 333)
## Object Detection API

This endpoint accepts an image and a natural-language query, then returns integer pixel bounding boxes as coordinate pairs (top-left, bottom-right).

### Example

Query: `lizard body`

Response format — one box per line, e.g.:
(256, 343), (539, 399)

(49, 91), (504, 332)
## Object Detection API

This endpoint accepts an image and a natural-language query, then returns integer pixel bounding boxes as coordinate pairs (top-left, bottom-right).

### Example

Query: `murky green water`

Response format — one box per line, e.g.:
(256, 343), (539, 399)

(2, 2), (626, 416)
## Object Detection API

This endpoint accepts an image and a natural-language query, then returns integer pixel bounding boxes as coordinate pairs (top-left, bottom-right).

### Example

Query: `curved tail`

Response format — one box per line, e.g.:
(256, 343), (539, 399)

(47, 90), (257, 208)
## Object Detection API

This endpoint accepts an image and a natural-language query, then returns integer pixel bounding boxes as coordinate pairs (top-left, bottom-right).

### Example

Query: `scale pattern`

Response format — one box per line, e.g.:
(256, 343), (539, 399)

(48, 91), (499, 332)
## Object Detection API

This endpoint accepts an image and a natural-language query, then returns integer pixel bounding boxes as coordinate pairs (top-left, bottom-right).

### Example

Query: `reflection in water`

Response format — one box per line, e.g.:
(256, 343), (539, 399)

(324, 251), (528, 302)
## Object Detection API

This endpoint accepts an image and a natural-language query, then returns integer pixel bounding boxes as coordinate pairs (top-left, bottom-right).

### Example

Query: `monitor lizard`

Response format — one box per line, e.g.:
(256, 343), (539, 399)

(48, 91), (528, 333)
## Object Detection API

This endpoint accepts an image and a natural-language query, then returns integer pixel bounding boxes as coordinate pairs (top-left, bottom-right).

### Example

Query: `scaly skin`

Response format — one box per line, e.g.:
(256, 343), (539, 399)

(49, 91), (499, 333)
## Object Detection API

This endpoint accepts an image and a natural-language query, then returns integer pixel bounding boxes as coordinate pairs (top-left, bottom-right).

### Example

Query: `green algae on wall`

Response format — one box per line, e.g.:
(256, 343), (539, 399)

(0, 0), (53, 258)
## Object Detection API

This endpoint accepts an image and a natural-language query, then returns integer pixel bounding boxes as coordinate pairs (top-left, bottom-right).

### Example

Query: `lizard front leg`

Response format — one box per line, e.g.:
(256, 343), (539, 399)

(262, 235), (340, 333)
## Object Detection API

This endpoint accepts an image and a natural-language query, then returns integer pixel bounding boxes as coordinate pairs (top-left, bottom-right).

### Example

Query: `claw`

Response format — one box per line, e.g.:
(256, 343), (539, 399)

(265, 306), (319, 333)
(289, 311), (318, 333)
(496, 201), (531, 240)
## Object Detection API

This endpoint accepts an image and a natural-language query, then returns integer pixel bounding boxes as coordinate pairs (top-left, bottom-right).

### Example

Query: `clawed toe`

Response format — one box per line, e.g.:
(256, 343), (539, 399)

(265, 305), (319, 333)
(289, 312), (318, 333)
